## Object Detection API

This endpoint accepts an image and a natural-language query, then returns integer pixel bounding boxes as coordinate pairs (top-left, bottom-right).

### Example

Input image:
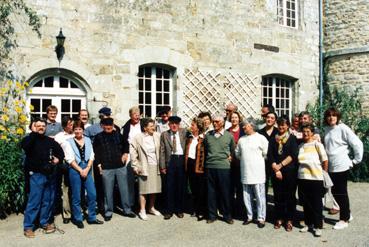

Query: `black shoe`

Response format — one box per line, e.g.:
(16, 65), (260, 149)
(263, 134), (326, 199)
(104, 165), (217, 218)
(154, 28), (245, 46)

(163, 214), (172, 220)
(87, 219), (104, 225)
(197, 216), (205, 221)
(206, 219), (216, 224)
(243, 220), (253, 225)
(123, 212), (136, 218)
(257, 221), (266, 228)
(104, 216), (112, 222)
(176, 213), (184, 218)
(73, 221), (84, 229)
(63, 218), (70, 224)
(225, 219), (234, 225)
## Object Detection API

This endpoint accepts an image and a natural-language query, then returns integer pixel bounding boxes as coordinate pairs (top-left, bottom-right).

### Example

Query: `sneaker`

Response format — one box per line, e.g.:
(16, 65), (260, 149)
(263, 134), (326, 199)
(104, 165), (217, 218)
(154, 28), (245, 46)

(333, 220), (348, 230)
(299, 225), (312, 233)
(24, 229), (35, 238)
(314, 228), (322, 237)
(42, 223), (56, 234)
(138, 211), (148, 221)
(148, 208), (162, 216)
(349, 214), (353, 222)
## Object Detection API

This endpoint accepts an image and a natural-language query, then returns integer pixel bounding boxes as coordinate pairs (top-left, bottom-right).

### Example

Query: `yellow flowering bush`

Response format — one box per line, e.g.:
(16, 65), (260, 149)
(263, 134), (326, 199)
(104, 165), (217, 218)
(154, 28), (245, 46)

(0, 80), (31, 217)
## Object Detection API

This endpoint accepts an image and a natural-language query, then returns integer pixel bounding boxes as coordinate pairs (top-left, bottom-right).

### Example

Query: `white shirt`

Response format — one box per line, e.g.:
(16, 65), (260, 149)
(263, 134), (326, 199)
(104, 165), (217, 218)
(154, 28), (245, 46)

(235, 132), (269, 184)
(171, 131), (184, 155)
(54, 131), (74, 154)
(214, 129), (225, 138)
(224, 121), (232, 130)
(64, 138), (95, 164)
(324, 123), (363, 172)
(128, 123), (142, 144)
(143, 134), (157, 165)
(188, 135), (199, 160)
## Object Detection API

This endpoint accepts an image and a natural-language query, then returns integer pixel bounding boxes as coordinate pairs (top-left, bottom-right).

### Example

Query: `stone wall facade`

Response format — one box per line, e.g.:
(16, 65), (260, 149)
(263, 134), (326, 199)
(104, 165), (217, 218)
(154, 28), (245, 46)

(324, 0), (369, 111)
(11, 0), (319, 125)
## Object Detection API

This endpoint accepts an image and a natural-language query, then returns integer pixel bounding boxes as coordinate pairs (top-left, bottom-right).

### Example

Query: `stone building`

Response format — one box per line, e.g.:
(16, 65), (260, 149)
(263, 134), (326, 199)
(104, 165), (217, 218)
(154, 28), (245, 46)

(12, 0), (319, 125)
(324, 0), (369, 111)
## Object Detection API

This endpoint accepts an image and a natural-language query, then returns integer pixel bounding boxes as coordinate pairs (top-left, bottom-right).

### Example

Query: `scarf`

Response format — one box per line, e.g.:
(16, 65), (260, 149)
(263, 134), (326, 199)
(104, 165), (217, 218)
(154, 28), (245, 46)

(275, 131), (290, 155)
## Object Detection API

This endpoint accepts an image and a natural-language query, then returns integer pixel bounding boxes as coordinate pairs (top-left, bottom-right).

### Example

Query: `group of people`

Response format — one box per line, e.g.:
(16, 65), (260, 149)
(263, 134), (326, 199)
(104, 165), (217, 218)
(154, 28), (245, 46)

(21, 103), (363, 239)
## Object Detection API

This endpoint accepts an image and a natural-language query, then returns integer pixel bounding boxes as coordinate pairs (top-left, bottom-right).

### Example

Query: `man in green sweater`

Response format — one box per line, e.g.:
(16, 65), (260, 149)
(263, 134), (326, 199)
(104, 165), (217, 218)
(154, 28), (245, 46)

(204, 114), (235, 224)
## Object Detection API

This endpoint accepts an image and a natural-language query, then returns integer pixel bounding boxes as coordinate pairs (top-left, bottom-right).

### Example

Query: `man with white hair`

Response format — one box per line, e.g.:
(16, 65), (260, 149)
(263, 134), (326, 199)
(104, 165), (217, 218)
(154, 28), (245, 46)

(224, 103), (238, 129)
(204, 114), (235, 224)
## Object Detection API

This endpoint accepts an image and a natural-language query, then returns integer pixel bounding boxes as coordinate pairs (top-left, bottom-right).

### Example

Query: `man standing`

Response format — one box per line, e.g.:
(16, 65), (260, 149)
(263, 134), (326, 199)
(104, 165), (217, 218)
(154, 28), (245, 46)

(45, 105), (63, 138)
(204, 114), (235, 224)
(159, 116), (187, 220)
(258, 104), (275, 130)
(79, 109), (91, 129)
(54, 116), (74, 224)
(224, 103), (238, 130)
(156, 106), (171, 134)
(21, 118), (64, 238)
(93, 118), (136, 221)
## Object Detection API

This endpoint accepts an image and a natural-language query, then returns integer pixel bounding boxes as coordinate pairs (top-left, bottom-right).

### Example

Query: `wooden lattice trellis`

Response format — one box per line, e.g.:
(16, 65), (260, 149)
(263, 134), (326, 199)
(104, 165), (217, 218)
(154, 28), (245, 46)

(180, 69), (260, 125)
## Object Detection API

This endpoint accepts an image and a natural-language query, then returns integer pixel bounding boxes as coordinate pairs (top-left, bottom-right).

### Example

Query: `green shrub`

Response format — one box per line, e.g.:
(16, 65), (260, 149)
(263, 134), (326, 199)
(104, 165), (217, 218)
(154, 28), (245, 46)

(307, 86), (369, 182)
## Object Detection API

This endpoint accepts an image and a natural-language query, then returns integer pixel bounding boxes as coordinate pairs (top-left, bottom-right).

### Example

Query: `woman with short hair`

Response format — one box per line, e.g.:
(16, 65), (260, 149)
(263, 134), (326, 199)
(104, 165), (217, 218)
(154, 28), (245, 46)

(323, 107), (363, 230)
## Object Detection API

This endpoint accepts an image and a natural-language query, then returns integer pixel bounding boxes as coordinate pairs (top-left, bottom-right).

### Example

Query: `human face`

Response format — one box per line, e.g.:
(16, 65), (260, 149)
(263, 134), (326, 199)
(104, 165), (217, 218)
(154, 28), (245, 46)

(265, 113), (276, 127)
(79, 111), (89, 124)
(73, 127), (84, 139)
(261, 107), (269, 119)
(144, 122), (155, 135)
(230, 113), (240, 127)
(169, 122), (179, 133)
(302, 127), (314, 143)
(161, 113), (169, 122)
(35, 121), (46, 135)
(47, 110), (57, 122)
(326, 114), (338, 126)
(242, 123), (254, 135)
(102, 124), (114, 133)
(299, 114), (311, 126)
(190, 121), (199, 135)
(202, 116), (211, 129)
(130, 112), (140, 125)
(278, 122), (289, 135)
(65, 120), (74, 134)
(213, 119), (224, 132)
(292, 116), (299, 130)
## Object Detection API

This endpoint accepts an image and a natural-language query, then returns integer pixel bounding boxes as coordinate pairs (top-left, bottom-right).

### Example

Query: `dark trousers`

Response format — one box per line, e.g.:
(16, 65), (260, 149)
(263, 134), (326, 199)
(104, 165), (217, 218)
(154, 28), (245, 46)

(299, 179), (324, 229)
(187, 158), (206, 216)
(230, 161), (245, 218)
(272, 169), (297, 221)
(207, 168), (232, 221)
(166, 155), (186, 214)
(330, 170), (350, 221)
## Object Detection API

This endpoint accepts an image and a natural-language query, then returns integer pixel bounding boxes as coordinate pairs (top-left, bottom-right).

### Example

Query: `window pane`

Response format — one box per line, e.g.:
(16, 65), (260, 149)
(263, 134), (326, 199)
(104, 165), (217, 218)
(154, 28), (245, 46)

(30, 113), (41, 120)
(145, 93), (151, 104)
(34, 80), (42, 87)
(61, 99), (70, 112)
(163, 69), (170, 79)
(72, 100), (81, 112)
(44, 76), (54, 87)
(70, 81), (78, 88)
(139, 105), (144, 115)
(138, 67), (144, 77)
(156, 68), (163, 78)
(163, 81), (170, 91)
(31, 99), (40, 112)
(292, 20), (296, 27)
(61, 113), (70, 119)
(263, 87), (267, 97)
(286, 89), (290, 98)
(60, 77), (68, 88)
(287, 19), (291, 26)
(144, 67), (151, 78)
(156, 93), (162, 104)
(139, 79), (143, 90)
(144, 106), (151, 117)
(139, 92), (143, 104)
(145, 79), (151, 90)
(42, 113), (47, 119)
(164, 94), (170, 104)
(156, 80), (162, 91)
(42, 99), (52, 111)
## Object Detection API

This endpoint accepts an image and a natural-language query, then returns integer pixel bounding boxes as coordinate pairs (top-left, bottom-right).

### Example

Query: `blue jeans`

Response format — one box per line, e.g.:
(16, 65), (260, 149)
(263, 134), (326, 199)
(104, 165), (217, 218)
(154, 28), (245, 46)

(69, 162), (97, 222)
(24, 172), (56, 230)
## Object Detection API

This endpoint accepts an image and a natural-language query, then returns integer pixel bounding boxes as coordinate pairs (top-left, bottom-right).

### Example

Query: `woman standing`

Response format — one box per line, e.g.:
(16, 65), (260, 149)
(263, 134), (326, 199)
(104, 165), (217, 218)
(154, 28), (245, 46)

(324, 108), (363, 230)
(185, 117), (206, 220)
(130, 118), (162, 220)
(297, 123), (328, 237)
(65, 120), (103, 228)
(267, 116), (298, 232)
(235, 118), (269, 228)
(227, 112), (245, 219)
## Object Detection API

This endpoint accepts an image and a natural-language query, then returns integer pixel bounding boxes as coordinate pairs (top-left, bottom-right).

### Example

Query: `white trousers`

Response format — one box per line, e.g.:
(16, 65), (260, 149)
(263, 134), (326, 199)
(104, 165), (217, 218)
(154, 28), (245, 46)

(243, 183), (266, 221)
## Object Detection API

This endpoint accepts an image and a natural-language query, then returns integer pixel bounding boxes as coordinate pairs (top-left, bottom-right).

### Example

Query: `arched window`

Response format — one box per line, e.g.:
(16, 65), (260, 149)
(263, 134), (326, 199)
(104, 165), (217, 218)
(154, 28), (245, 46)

(138, 65), (175, 118)
(262, 75), (295, 118)
(27, 73), (87, 122)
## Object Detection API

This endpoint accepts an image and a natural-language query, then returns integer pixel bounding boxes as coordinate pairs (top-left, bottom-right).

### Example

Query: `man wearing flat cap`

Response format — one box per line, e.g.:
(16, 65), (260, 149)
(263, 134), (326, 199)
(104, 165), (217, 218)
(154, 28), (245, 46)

(93, 117), (136, 221)
(159, 116), (187, 220)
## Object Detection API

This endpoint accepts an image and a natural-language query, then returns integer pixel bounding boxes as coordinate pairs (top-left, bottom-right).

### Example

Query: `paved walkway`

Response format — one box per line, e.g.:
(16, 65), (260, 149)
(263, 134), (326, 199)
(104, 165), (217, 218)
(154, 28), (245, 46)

(1, 182), (368, 247)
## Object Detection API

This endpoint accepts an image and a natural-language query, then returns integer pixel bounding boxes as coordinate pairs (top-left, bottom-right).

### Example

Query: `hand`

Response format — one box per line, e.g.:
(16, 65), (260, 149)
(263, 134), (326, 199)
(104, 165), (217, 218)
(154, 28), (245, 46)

(80, 168), (88, 178)
(121, 153), (129, 164)
(275, 171), (283, 180)
(98, 165), (103, 175)
(272, 162), (281, 172)
(133, 167), (141, 175)
(228, 155), (232, 162)
(160, 168), (167, 174)
(51, 156), (59, 165)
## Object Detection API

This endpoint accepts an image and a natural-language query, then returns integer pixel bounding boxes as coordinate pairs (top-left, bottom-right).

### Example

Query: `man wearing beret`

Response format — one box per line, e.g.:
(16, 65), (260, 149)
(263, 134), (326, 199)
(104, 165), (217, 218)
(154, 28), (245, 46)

(93, 117), (136, 221)
(159, 116), (187, 220)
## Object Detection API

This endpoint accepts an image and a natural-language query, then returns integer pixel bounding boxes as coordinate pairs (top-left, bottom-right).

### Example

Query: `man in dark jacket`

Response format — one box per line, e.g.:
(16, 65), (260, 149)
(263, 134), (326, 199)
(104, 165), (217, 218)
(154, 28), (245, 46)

(21, 118), (64, 238)
(94, 117), (136, 221)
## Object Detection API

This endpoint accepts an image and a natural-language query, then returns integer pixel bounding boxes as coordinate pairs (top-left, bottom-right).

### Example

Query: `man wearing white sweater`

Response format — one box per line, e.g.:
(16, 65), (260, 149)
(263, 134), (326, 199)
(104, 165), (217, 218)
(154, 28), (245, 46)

(235, 117), (269, 228)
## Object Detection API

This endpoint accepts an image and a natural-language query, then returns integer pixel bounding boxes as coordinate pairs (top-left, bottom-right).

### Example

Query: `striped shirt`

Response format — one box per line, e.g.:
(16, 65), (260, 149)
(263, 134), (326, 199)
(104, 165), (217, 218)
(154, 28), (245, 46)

(298, 141), (328, 181)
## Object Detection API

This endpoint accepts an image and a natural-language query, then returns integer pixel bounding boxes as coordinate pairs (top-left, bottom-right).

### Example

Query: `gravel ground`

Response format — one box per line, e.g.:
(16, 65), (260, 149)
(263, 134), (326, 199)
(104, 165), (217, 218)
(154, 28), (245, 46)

(1, 182), (368, 247)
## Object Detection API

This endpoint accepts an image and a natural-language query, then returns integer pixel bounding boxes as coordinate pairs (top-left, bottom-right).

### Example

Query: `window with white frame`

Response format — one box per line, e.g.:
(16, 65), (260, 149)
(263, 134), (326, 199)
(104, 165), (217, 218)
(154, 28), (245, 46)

(277, 0), (298, 28)
(138, 66), (173, 118)
(27, 75), (86, 122)
(262, 76), (293, 118)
